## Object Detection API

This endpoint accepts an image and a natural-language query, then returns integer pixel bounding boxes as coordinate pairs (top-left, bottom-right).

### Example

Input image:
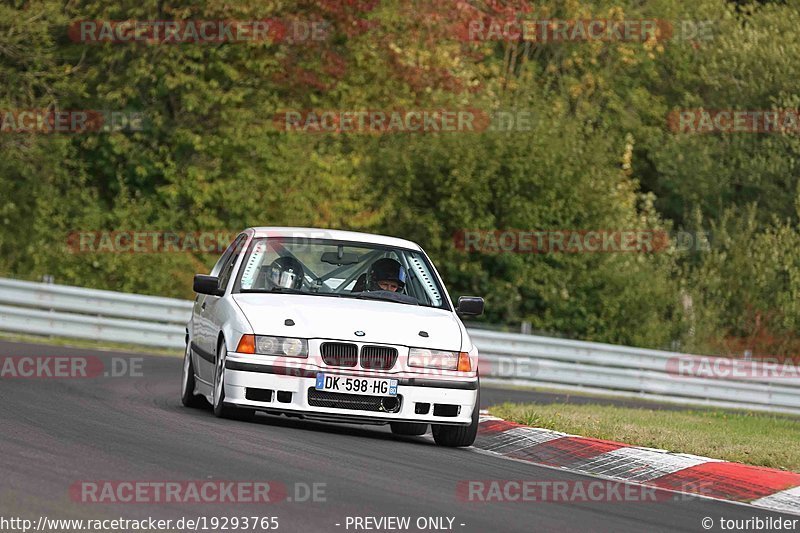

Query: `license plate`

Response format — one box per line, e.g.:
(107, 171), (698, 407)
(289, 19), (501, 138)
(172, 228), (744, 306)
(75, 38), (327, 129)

(315, 373), (398, 397)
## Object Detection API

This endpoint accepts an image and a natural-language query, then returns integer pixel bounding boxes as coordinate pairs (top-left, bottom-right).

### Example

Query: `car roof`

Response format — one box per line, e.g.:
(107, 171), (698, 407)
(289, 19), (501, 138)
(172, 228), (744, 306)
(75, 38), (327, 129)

(247, 227), (423, 251)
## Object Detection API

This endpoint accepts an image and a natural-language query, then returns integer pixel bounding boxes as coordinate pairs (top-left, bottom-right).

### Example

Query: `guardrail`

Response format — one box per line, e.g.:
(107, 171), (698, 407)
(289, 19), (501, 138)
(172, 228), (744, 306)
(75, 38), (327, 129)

(1, 277), (798, 415)
(0, 278), (190, 349)
(473, 329), (800, 416)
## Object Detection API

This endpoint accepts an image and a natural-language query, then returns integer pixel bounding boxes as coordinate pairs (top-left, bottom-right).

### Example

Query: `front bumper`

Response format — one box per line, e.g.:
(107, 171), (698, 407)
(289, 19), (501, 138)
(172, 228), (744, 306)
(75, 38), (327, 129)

(224, 353), (478, 425)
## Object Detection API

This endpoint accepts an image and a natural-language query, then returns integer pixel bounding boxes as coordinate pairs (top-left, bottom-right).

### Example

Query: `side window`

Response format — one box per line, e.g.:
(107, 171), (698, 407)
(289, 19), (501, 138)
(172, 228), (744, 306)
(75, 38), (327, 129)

(210, 236), (240, 276)
(217, 235), (248, 292)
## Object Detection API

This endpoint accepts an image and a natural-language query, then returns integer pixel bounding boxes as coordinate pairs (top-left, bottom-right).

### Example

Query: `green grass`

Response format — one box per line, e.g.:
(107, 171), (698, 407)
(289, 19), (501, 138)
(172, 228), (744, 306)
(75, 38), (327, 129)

(490, 402), (800, 471)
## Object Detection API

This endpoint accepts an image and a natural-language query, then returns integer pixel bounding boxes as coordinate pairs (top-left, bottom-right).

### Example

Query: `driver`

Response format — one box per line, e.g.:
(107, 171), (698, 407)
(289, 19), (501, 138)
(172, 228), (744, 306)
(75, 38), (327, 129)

(367, 257), (406, 292)
(267, 256), (304, 290)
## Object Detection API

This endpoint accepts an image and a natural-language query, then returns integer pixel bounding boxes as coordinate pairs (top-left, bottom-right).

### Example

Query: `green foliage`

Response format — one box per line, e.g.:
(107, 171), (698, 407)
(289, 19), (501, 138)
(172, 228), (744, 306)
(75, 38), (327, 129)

(2, 0), (800, 354)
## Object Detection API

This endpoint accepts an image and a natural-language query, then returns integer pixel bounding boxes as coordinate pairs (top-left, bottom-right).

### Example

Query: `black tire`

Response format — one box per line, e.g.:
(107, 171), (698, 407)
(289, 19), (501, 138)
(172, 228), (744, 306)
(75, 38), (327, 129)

(181, 343), (205, 408)
(390, 422), (428, 436)
(432, 384), (480, 447)
(213, 378), (255, 421)
(213, 339), (255, 421)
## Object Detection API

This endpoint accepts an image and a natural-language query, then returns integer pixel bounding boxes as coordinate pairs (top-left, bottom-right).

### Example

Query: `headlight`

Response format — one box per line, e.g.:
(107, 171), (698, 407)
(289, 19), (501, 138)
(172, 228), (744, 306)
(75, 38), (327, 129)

(255, 335), (308, 358)
(408, 348), (461, 370)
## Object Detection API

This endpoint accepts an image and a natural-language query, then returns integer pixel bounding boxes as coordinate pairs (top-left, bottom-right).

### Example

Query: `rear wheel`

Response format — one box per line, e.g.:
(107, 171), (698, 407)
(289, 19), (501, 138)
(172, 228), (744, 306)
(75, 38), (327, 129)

(432, 384), (480, 447)
(390, 422), (428, 436)
(181, 342), (205, 408)
(213, 340), (255, 421)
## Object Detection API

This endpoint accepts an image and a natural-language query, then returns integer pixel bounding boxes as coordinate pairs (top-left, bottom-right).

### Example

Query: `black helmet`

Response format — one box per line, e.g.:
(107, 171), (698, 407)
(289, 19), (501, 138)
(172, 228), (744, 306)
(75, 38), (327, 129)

(367, 258), (406, 291)
(268, 256), (304, 290)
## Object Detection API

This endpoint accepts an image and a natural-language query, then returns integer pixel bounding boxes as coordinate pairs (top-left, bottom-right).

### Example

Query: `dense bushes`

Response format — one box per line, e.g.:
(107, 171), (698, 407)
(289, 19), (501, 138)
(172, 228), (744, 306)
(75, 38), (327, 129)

(2, 0), (799, 356)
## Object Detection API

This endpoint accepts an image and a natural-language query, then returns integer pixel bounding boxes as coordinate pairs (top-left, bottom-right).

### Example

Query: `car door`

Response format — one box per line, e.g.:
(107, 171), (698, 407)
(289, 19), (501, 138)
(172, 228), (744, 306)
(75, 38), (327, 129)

(192, 233), (248, 383)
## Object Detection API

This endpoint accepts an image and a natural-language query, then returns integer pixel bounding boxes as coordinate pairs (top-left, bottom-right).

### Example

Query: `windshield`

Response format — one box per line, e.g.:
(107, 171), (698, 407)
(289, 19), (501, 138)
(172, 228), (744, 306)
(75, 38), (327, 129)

(234, 237), (449, 309)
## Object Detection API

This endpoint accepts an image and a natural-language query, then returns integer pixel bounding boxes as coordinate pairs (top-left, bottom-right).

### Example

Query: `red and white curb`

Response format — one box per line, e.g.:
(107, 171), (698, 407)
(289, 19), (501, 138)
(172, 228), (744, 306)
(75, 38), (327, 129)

(476, 412), (800, 515)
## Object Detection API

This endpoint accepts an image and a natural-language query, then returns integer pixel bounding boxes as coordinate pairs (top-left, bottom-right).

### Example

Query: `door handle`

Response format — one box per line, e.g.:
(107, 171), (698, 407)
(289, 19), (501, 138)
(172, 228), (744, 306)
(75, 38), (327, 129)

(201, 301), (207, 311)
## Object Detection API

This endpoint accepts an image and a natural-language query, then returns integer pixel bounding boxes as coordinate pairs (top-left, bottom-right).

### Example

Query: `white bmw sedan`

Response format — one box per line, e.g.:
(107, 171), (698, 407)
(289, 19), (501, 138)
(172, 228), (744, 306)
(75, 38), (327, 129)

(181, 227), (484, 447)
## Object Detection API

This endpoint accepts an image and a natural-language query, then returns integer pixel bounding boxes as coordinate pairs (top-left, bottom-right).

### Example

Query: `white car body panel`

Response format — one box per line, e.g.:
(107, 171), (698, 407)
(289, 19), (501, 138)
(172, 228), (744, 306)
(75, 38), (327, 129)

(232, 294), (463, 351)
(185, 227), (480, 428)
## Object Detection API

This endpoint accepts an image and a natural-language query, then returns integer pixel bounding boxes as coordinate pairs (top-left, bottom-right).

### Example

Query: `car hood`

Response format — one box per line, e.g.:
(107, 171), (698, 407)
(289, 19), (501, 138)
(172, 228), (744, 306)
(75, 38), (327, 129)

(232, 293), (463, 350)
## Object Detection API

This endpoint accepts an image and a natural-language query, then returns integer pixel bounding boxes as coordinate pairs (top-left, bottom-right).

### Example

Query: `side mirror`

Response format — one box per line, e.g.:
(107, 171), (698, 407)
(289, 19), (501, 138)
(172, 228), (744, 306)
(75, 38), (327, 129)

(456, 296), (484, 316)
(193, 274), (223, 296)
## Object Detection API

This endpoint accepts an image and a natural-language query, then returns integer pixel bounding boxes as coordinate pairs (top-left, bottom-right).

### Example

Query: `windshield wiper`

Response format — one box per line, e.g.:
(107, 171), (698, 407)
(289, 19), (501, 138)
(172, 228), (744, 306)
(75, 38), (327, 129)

(238, 287), (305, 294)
(240, 287), (342, 297)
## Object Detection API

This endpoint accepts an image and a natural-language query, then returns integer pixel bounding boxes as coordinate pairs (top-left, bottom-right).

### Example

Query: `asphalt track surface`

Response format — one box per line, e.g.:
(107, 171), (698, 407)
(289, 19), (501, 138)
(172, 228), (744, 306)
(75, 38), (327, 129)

(0, 340), (795, 533)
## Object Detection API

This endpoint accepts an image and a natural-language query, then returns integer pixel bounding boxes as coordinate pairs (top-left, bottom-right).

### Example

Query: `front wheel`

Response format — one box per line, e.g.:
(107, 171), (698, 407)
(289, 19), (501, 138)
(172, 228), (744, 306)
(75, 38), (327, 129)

(213, 340), (255, 421)
(432, 385), (480, 447)
(181, 342), (205, 408)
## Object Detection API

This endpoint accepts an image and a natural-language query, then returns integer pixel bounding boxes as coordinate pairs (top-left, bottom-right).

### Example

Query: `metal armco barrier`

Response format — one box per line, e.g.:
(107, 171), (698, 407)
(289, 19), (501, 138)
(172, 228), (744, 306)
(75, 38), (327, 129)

(0, 278), (190, 349)
(473, 329), (800, 415)
(1, 277), (798, 415)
